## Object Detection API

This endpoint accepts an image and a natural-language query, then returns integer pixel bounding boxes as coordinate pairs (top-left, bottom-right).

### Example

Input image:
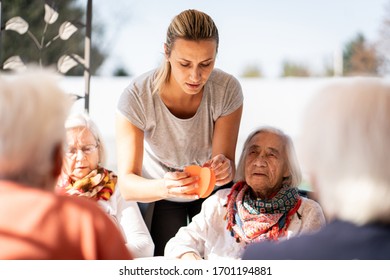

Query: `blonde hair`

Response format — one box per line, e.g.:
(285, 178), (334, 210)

(153, 9), (219, 94)
(235, 126), (302, 188)
(299, 77), (390, 224)
(0, 68), (71, 189)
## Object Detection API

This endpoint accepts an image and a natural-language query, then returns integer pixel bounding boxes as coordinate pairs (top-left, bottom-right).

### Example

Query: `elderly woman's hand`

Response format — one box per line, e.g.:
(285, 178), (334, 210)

(162, 171), (200, 199)
(203, 154), (233, 186)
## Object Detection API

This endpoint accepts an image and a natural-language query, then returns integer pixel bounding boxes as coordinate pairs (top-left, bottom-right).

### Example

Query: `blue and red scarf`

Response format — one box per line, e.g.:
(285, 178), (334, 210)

(225, 181), (301, 243)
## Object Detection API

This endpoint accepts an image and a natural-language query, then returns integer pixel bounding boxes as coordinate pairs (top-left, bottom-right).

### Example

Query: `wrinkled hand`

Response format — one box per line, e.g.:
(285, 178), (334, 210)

(163, 171), (199, 199)
(203, 154), (233, 186)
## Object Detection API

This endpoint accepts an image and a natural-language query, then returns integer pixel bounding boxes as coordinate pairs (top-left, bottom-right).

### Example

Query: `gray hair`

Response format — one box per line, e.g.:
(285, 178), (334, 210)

(235, 126), (302, 188)
(299, 77), (390, 224)
(153, 9), (219, 94)
(65, 113), (106, 165)
(0, 69), (71, 189)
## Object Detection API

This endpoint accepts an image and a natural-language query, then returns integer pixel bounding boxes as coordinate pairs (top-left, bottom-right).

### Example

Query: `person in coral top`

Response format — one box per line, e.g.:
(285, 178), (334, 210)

(0, 69), (132, 260)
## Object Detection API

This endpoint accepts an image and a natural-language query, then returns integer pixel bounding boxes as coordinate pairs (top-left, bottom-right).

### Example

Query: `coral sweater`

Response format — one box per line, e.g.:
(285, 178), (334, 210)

(0, 180), (132, 260)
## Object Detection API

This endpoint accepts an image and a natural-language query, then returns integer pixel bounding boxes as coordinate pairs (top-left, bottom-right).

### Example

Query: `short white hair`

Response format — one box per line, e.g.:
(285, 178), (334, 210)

(65, 113), (107, 165)
(0, 69), (71, 189)
(299, 77), (390, 224)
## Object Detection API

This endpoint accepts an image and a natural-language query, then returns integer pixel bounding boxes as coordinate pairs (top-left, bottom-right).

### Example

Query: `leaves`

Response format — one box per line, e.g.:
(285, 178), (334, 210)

(59, 21), (78, 40)
(44, 3), (59, 24)
(3, 56), (26, 71)
(5, 17), (29, 34)
(57, 54), (84, 73)
(2, 0), (106, 76)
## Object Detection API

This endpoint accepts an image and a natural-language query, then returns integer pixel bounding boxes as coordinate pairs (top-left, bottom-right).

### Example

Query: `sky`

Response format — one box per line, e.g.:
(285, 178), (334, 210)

(90, 0), (389, 78)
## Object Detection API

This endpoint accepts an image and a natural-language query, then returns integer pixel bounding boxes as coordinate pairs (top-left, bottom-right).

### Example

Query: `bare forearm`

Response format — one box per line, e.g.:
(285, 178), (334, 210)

(118, 172), (200, 202)
(118, 174), (166, 202)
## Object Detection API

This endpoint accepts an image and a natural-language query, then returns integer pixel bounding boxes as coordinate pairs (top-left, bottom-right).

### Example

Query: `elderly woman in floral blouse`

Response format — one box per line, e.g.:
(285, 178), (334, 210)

(164, 126), (326, 260)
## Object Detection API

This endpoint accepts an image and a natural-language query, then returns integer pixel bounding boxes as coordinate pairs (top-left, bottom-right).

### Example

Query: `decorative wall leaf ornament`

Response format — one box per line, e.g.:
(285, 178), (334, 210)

(59, 21), (78, 40)
(3, 56), (26, 71)
(57, 54), (85, 73)
(1, 0), (93, 113)
(2, 3), (84, 73)
(44, 3), (59, 24)
(5, 17), (29, 34)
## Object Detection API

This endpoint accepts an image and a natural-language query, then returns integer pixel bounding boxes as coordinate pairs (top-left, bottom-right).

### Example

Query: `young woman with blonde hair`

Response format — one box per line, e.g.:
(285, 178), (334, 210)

(116, 9), (243, 255)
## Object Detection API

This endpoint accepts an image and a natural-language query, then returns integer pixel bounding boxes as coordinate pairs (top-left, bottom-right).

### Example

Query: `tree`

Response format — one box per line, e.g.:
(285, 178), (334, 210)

(376, 0), (390, 75)
(281, 60), (311, 77)
(343, 33), (379, 76)
(113, 66), (130, 77)
(1, 0), (106, 75)
(240, 64), (262, 78)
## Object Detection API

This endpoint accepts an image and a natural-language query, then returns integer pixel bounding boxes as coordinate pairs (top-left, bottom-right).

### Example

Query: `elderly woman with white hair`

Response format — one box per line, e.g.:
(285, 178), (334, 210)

(164, 126), (325, 260)
(56, 113), (154, 258)
(243, 78), (390, 260)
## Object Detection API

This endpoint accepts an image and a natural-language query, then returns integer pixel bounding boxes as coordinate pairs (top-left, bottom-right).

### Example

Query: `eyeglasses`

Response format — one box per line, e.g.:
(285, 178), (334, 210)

(65, 144), (98, 159)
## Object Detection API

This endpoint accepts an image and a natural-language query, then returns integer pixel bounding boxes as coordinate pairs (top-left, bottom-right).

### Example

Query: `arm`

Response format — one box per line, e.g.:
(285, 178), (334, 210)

(164, 189), (229, 259)
(164, 195), (215, 259)
(118, 198), (155, 258)
(116, 112), (199, 202)
(299, 198), (327, 233)
(204, 105), (243, 186)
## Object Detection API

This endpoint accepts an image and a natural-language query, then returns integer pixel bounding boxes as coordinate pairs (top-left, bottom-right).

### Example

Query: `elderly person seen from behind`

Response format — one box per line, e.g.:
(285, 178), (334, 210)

(0, 69), (132, 259)
(56, 113), (154, 258)
(164, 126), (325, 259)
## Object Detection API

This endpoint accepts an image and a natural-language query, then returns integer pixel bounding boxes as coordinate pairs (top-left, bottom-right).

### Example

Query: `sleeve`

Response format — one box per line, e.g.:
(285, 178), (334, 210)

(221, 74), (243, 116)
(300, 198), (327, 233)
(117, 81), (147, 131)
(117, 197), (155, 258)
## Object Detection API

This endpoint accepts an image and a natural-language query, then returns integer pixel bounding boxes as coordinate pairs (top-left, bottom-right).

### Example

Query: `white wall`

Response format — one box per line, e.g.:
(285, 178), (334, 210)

(59, 76), (341, 177)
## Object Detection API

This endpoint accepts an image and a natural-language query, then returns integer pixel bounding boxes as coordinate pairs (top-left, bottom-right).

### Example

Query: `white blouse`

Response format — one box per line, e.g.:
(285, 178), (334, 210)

(164, 188), (326, 260)
(98, 188), (154, 258)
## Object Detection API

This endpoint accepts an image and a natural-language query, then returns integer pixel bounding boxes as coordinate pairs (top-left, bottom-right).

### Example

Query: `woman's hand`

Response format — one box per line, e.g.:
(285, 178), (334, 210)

(163, 171), (200, 199)
(203, 154), (233, 186)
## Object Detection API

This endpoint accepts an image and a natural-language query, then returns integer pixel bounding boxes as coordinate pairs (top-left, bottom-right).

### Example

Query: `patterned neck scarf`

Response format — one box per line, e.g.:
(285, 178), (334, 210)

(225, 181), (301, 243)
(56, 167), (116, 201)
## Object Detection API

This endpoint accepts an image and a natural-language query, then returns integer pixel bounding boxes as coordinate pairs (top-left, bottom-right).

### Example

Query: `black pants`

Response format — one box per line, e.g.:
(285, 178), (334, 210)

(150, 198), (205, 256)
(138, 182), (233, 256)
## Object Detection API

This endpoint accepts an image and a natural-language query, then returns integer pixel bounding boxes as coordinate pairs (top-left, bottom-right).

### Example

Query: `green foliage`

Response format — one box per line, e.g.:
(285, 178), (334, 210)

(113, 66), (131, 77)
(374, 1), (390, 75)
(1, 0), (106, 75)
(281, 61), (311, 77)
(240, 64), (262, 78)
(343, 33), (379, 76)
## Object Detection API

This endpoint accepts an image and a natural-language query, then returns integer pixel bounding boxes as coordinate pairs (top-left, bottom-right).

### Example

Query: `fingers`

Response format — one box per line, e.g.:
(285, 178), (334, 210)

(164, 171), (191, 181)
(166, 185), (199, 199)
(164, 171), (200, 199)
(204, 154), (226, 170)
(205, 154), (233, 185)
